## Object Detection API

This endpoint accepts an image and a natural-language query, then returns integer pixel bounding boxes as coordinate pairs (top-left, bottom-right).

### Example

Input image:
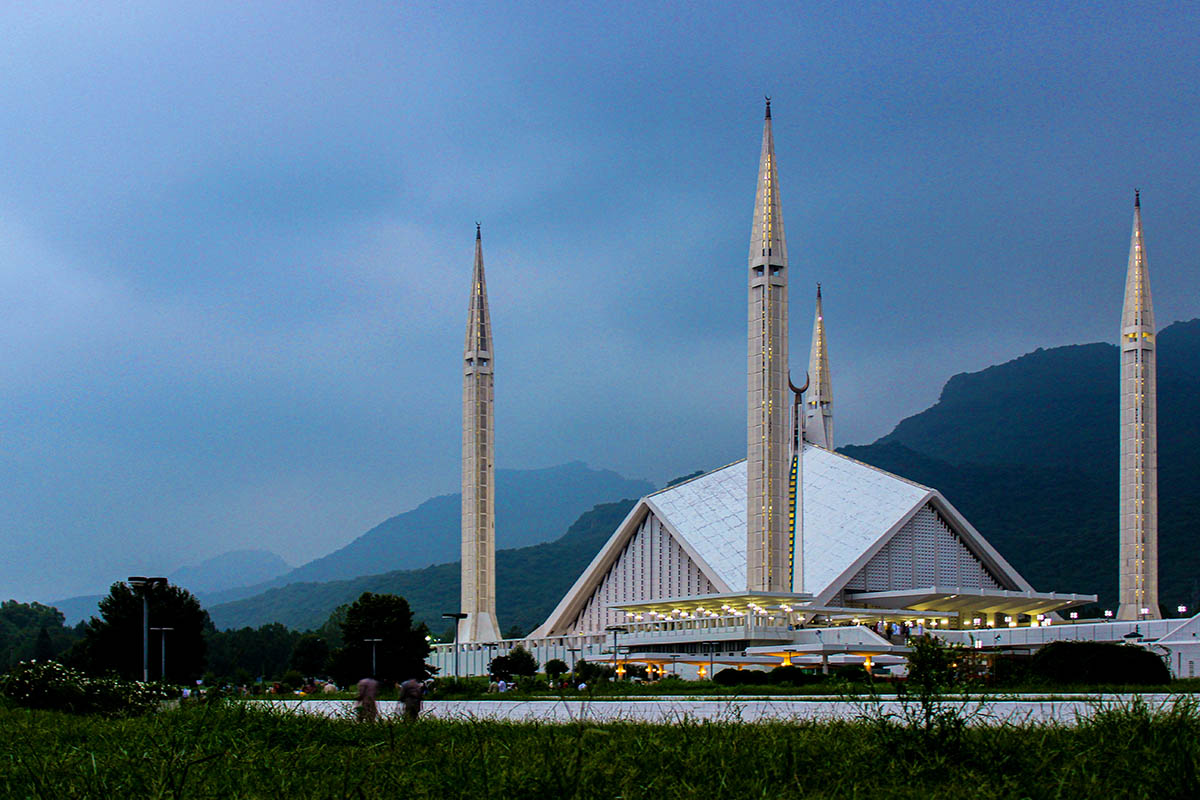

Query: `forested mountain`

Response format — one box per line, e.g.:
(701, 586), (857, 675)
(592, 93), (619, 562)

(208, 499), (637, 634)
(845, 318), (1200, 611)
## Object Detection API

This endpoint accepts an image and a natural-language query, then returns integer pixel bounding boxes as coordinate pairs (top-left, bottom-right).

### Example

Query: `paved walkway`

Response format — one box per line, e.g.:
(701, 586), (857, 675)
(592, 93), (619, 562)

(266, 693), (1185, 725)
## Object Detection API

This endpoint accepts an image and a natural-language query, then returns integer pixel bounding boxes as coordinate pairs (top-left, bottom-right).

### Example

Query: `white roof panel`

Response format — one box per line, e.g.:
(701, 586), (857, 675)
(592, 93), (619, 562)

(801, 445), (930, 593)
(645, 446), (931, 596)
(647, 461), (749, 589)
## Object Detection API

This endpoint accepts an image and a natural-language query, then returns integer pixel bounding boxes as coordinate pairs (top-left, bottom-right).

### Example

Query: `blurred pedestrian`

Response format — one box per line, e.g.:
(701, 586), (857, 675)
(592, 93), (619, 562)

(355, 677), (379, 722)
(399, 678), (424, 721)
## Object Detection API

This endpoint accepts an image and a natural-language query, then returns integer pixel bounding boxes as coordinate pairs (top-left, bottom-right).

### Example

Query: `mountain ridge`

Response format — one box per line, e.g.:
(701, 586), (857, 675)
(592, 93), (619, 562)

(851, 317), (1200, 610)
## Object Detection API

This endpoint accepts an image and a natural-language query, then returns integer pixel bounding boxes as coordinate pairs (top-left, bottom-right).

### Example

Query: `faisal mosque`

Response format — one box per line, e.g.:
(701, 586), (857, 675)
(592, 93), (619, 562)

(430, 100), (1200, 679)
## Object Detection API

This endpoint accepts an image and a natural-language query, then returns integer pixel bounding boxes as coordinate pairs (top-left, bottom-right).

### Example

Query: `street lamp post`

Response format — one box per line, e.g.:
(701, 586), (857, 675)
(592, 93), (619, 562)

(566, 646), (581, 680)
(364, 638), (383, 677)
(150, 627), (174, 681)
(127, 576), (167, 682)
(604, 625), (628, 680)
(442, 612), (468, 678)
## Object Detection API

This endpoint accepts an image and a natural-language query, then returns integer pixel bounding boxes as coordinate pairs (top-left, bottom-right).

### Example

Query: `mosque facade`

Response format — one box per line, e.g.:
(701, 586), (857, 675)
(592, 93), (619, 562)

(429, 102), (1194, 678)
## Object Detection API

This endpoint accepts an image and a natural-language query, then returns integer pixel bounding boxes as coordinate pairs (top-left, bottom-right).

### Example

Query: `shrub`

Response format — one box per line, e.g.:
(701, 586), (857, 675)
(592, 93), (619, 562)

(714, 668), (769, 686)
(768, 665), (819, 685)
(1029, 641), (1171, 686)
(573, 658), (613, 684)
(280, 669), (305, 691)
(544, 658), (569, 680)
(0, 660), (172, 715)
(833, 665), (870, 683)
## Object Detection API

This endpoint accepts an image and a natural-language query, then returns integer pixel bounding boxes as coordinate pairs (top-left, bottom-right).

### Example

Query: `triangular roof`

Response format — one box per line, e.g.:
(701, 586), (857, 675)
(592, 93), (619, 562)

(532, 445), (1035, 637)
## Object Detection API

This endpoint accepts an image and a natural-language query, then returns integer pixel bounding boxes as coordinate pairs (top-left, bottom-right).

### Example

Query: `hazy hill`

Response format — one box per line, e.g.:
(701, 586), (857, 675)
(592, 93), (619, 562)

(846, 318), (1200, 611)
(208, 499), (637, 633)
(52, 463), (649, 625)
(169, 549), (291, 594)
(205, 462), (651, 606)
(45, 594), (105, 627)
(50, 548), (292, 625)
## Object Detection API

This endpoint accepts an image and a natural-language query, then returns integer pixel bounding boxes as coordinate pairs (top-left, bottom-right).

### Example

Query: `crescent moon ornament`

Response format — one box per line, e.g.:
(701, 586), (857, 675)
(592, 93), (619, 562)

(789, 371), (809, 395)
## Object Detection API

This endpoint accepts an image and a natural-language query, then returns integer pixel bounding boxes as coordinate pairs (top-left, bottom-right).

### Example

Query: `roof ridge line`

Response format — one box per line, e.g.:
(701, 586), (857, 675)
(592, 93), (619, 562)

(647, 458), (747, 497)
(812, 445), (934, 493)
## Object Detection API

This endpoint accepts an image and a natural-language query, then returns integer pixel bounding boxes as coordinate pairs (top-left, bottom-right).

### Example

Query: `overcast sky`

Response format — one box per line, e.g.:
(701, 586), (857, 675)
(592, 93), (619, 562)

(3, 2), (1198, 601)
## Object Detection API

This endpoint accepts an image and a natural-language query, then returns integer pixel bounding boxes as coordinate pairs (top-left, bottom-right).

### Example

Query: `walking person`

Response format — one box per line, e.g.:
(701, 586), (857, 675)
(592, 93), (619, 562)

(398, 677), (424, 721)
(355, 677), (379, 722)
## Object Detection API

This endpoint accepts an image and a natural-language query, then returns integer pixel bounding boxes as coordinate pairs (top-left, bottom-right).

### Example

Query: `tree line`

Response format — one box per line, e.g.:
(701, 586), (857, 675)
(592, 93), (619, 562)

(1, 585), (431, 689)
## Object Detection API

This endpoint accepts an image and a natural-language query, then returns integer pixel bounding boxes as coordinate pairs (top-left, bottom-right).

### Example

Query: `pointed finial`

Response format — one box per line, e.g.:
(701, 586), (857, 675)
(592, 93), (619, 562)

(475, 221), (481, 239)
(764, 96), (771, 119)
(1134, 188), (1140, 208)
(816, 282), (821, 299)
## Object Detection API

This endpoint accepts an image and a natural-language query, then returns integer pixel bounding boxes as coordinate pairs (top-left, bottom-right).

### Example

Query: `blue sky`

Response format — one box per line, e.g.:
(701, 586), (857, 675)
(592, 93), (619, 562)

(2, 2), (1198, 600)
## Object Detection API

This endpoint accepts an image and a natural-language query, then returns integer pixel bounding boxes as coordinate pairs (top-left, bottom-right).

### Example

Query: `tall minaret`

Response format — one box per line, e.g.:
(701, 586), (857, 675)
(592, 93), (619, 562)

(460, 224), (502, 642)
(1117, 191), (1159, 621)
(747, 98), (793, 593)
(804, 284), (833, 450)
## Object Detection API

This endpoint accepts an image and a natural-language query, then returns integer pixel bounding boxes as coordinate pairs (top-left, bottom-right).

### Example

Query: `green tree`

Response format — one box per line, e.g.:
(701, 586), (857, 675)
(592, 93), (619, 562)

(0, 601), (78, 670)
(68, 582), (211, 683)
(33, 627), (54, 661)
(489, 655), (512, 681)
(506, 645), (538, 677)
(205, 623), (300, 682)
(327, 593), (430, 685)
(290, 634), (330, 677)
(317, 605), (348, 649)
(545, 658), (569, 681)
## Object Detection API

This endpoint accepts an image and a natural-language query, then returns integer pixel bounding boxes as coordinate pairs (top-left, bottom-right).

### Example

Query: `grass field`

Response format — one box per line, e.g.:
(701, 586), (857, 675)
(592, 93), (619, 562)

(2, 697), (1198, 799)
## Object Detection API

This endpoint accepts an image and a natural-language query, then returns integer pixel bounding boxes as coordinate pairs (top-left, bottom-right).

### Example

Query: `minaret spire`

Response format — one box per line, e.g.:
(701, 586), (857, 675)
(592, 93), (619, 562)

(747, 100), (793, 593)
(804, 284), (834, 450)
(1118, 192), (1159, 620)
(460, 225), (501, 642)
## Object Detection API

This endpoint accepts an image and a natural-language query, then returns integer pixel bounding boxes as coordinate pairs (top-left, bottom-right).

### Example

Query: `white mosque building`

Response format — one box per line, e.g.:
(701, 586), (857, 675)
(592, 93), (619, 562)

(430, 101), (1200, 679)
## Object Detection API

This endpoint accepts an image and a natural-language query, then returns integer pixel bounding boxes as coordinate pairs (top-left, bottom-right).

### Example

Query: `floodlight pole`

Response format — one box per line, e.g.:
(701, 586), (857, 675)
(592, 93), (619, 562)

(605, 625), (628, 679)
(127, 576), (167, 682)
(442, 612), (468, 678)
(365, 638), (383, 677)
(567, 646), (581, 676)
(151, 627), (174, 680)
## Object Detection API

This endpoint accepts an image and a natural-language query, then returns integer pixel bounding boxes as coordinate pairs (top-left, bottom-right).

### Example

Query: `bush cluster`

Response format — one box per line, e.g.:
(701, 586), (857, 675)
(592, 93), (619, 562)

(0, 660), (173, 715)
(714, 665), (834, 687)
(1027, 641), (1172, 686)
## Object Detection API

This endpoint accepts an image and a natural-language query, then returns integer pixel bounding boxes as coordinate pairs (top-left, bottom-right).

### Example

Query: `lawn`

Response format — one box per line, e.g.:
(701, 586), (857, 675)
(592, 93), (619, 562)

(1, 697), (1198, 798)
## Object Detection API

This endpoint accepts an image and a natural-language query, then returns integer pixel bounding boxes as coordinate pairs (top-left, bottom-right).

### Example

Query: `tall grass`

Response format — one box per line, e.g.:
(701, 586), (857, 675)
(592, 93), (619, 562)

(1, 698), (1197, 798)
